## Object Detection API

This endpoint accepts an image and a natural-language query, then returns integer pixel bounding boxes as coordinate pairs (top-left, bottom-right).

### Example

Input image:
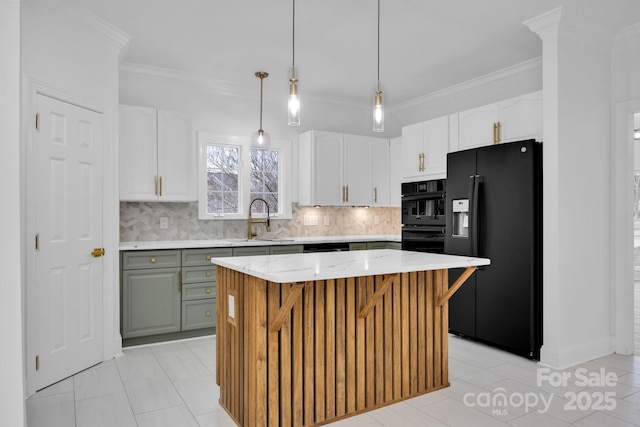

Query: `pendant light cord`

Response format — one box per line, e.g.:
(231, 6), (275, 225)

(377, 0), (380, 84)
(259, 75), (263, 130)
(292, 0), (296, 68)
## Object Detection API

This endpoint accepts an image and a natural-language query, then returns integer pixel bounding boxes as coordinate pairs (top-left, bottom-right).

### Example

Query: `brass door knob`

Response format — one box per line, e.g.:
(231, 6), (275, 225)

(91, 248), (105, 257)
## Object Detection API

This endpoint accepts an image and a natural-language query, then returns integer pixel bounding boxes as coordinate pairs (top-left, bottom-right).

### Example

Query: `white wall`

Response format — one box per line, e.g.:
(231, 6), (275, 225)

(21, 0), (128, 394)
(0, 0), (26, 424)
(611, 23), (640, 355)
(528, 7), (619, 368)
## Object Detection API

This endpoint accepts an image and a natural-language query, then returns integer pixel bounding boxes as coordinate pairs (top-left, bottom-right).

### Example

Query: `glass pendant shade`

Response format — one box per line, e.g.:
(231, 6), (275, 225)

(373, 84), (384, 132)
(288, 68), (300, 126)
(253, 71), (270, 147)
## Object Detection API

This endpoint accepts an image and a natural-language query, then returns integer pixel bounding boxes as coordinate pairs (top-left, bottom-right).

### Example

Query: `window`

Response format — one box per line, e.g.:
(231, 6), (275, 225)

(206, 144), (239, 215)
(198, 132), (291, 220)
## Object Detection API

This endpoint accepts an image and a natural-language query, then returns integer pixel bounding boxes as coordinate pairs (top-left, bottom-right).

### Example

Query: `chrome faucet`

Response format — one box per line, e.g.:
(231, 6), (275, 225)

(247, 197), (271, 239)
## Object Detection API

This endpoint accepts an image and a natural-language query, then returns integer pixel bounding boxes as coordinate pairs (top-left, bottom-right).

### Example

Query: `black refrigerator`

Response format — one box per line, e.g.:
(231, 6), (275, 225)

(444, 139), (542, 359)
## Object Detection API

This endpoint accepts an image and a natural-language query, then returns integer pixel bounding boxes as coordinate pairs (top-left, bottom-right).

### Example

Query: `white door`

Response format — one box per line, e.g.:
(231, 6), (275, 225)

(31, 94), (104, 391)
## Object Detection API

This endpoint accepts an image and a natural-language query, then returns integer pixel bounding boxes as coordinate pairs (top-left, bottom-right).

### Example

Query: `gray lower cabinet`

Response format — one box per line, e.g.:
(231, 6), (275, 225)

(268, 244), (304, 255)
(121, 250), (181, 339)
(181, 248), (233, 331)
(121, 240), (397, 341)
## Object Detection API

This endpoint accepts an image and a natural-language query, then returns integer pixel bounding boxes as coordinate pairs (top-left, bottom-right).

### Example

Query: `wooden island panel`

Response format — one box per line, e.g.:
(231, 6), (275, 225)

(216, 266), (452, 427)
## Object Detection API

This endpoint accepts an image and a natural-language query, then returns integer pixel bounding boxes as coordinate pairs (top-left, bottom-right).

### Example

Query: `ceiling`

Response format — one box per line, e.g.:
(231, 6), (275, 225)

(67, 0), (640, 107)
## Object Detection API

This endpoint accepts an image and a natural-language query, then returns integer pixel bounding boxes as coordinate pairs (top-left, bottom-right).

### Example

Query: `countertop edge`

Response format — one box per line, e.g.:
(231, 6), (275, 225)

(211, 249), (490, 283)
(119, 235), (401, 251)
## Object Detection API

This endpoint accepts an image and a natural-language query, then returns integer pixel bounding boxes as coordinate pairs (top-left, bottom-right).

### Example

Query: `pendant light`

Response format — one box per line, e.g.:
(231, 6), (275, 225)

(254, 71), (270, 147)
(288, 0), (300, 126)
(373, 0), (384, 132)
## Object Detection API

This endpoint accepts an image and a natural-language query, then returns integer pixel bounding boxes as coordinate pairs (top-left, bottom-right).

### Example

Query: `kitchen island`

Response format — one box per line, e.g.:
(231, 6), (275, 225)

(213, 249), (489, 427)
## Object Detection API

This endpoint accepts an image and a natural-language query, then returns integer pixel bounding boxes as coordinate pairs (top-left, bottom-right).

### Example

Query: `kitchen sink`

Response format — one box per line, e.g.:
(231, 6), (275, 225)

(256, 238), (295, 243)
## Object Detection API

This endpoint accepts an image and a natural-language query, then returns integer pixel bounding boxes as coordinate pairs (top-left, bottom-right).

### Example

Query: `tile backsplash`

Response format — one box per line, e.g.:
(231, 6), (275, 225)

(120, 202), (401, 242)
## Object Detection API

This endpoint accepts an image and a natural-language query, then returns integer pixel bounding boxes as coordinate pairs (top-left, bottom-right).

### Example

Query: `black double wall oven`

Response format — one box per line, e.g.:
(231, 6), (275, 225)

(401, 179), (446, 253)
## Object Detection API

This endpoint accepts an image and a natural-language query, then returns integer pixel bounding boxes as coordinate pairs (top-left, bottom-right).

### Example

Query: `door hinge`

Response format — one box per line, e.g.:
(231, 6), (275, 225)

(35, 233), (39, 251)
(35, 113), (40, 130)
(36, 355), (40, 371)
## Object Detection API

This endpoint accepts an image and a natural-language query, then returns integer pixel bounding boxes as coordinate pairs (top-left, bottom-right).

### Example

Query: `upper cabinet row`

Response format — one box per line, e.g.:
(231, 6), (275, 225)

(401, 91), (542, 181)
(298, 130), (401, 207)
(120, 105), (196, 202)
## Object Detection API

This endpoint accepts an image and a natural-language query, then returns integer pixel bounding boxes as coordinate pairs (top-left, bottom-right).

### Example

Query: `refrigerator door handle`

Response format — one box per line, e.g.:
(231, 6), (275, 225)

(470, 175), (482, 257)
(468, 175), (476, 255)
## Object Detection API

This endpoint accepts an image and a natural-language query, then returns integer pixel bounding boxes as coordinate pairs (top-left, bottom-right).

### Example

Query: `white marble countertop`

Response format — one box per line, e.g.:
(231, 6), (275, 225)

(119, 235), (401, 251)
(212, 249), (490, 282)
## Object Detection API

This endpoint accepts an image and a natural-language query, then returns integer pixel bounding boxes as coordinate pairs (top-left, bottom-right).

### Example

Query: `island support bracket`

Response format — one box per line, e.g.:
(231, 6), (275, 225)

(435, 266), (477, 307)
(269, 282), (305, 333)
(358, 273), (398, 318)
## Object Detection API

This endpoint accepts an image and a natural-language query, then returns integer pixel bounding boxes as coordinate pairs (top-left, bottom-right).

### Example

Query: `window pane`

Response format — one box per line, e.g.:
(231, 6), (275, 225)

(206, 144), (239, 214)
(250, 147), (279, 214)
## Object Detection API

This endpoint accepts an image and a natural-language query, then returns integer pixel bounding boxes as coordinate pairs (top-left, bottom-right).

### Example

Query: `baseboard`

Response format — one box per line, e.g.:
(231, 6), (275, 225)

(539, 336), (614, 369)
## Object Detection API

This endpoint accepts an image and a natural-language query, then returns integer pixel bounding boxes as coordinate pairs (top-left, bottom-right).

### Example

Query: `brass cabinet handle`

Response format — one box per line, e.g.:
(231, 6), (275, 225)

(178, 271), (182, 293)
(493, 123), (497, 144)
(342, 186), (345, 203)
(150, 257), (156, 263)
(206, 288), (211, 294)
(418, 153), (422, 171)
(159, 176), (163, 197)
(374, 187), (378, 203)
(346, 186), (349, 203)
(205, 255), (211, 261)
(497, 121), (501, 143)
(205, 271), (211, 277)
(91, 248), (105, 257)
(154, 175), (158, 196)
(206, 311), (211, 317)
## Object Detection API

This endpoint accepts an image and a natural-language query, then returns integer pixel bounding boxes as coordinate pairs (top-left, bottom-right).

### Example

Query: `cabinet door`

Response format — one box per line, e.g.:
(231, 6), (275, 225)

(120, 105), (158, 201)
(498, 92), (542, 143)
(458, 103), (499, 150)
(371, 138), (390, 206)
(157, 110), (195, 201)
(343, 134), (372, 206)
(388, 137), (402, 207)
(401, 121), (424, 179)
(182, 299), (216, 330)
(423, 115), (449, 176)
(122, 268), (181, 338)
(313, 132), (344, 205)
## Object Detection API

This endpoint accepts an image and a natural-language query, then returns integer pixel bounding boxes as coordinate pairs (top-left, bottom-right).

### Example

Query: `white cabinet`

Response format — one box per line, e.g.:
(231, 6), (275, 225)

(456, 91), (542, 151)
(371, 138), (390, 206)
(344, 134), (373, 206)
(120, 105), (195, 202)
(299, 130), (392, 207)
(401, 115), (450, 181)
(388, 137), (402, 207)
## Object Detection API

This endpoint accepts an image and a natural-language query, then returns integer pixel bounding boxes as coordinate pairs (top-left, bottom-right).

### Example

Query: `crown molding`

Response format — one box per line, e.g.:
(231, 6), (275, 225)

(22, 0), (130, 55)
(120, 61), (369, 109)
(393, 57), (542, 114)
(119, 62), (248, 97)
(615, 22), (640, 47)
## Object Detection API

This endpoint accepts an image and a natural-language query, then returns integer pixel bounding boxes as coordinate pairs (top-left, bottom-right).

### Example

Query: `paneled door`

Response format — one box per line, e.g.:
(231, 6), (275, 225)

(30, 94), (104, 391)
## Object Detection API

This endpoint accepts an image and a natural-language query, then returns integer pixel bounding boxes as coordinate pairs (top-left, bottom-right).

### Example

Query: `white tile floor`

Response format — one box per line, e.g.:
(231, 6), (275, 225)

(26, 335), (640, 427)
